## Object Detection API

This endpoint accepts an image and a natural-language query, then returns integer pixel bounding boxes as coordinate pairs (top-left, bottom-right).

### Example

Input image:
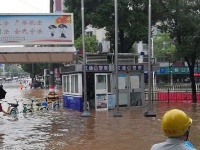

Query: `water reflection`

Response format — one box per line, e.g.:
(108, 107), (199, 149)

(0, 82), (200, 150)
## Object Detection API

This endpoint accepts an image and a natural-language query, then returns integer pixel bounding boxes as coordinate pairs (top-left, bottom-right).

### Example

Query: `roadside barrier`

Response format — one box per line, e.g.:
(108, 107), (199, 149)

(145, 83), (200, 102)
(145, 91), (200, 102)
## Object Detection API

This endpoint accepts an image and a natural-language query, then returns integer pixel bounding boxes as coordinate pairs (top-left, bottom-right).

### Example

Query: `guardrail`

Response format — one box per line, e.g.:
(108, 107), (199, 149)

(144, 83), (200, 102)
(145, 90), (200, 102)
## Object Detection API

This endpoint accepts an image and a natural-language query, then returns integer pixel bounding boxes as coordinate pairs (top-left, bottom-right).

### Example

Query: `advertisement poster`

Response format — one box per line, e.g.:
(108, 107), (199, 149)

(118, 74), (126, 89)
(130, 75), (140, 89)
(0, 13), (74, 45)
(95, 94), (108, 111)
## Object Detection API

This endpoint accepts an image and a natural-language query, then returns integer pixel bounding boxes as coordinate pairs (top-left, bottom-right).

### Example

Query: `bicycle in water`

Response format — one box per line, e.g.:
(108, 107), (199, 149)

(1, 99), (19, 115)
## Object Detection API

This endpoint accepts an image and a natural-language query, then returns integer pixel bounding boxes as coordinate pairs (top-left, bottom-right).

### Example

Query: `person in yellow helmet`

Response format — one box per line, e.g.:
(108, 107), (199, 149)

(150, 109), (196, 150)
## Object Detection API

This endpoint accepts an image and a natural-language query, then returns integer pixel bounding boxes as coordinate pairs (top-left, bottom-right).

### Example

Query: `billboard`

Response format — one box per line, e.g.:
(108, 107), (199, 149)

(0, 13), (74, 45)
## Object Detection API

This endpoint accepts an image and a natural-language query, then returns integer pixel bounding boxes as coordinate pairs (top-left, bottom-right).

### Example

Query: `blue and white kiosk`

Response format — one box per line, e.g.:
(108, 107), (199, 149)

(61, 53), (145, 112)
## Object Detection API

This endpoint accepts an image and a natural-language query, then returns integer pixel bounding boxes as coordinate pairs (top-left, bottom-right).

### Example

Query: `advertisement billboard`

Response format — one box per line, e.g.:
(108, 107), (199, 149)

(0, 13), (74, 45)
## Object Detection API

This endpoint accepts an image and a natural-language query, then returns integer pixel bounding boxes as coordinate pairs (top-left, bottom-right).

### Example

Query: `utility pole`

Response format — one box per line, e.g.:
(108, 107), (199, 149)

(113, 0), (122, 117)
(48, 0), (55, 93)
(50, 0), (54, 13)
(49, 0), (55, 92)
(46, 0), (57, 104)
(81, 0), (90, 117)
(144, 0), (156, 117)
(31, 63), (35, 85)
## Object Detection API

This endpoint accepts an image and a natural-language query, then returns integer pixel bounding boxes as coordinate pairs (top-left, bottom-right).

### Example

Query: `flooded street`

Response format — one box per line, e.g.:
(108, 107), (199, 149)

(0, 82), (200, 150)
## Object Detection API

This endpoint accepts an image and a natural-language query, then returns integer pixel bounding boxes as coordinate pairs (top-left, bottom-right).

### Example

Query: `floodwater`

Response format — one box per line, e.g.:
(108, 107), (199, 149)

(0, 82), (200, 150)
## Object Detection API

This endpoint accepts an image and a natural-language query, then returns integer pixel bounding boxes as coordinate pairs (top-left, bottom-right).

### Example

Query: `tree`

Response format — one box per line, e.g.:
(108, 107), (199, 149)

(153, 32), (176, 59)
(0, 68), (3, 76)
(21, 63), (64, 76)
(155, 0), (200, 103)
(74, 35), (98, 53)
(64, 0), (158, 53)
(21, 63), (48, 76)
(4, 64), (13, 73)
(9, 66), (24, 77)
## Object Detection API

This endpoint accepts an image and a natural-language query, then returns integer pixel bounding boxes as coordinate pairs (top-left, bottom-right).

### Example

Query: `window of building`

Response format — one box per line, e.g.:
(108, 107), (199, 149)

(63, 76), (67, 93)
(86, 31), (93, 37)
(143, 44), (147, 51)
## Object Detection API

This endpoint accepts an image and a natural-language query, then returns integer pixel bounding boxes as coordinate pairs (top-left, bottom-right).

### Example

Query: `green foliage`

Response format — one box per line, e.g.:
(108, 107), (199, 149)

(64, 0), (153, 53)
(21, 63), (63, 76)
(21, 63), (48, 75)
(155, 0), (200, 61)
(4, 64), (13, 73)
(74, 35), (98, 52)
(153, 32), (176, 59)
(2, 64), (26, 77)
(9, 66), (24, 76)
(0, 68), (3, 75)
(155, 0), (200, 103)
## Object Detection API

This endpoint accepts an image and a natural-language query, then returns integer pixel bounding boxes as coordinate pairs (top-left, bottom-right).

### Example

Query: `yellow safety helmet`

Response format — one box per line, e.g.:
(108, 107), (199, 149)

(161, 109), (192, 137)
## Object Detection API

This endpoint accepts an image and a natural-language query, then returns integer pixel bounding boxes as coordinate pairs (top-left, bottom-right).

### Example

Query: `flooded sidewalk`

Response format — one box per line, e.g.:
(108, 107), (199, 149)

(0, 83), (199, 150)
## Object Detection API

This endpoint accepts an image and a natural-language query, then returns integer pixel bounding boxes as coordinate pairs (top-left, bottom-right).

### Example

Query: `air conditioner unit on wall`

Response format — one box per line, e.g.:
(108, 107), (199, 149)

(97, 40), (110, 53)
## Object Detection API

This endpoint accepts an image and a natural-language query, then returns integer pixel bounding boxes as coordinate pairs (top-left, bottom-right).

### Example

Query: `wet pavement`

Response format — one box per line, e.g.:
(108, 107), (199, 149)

(0, 82), (200, 150)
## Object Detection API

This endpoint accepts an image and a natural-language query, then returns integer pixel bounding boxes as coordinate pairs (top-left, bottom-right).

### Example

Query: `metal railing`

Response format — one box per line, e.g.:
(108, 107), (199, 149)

(144, 83), (200, 101)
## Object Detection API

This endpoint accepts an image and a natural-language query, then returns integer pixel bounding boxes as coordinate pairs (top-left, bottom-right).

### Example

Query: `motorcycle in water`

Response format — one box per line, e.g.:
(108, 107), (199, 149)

(34, 99), (49, 111)
(20, 98), (34, 113)
(1, 99), (19, 115)
(51, 98), (59, 109)
(1, 98), (34, 115)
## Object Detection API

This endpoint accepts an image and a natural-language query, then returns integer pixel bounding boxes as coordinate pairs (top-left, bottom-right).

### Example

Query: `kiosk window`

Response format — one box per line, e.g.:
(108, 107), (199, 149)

(71, 75), (75, 93)
(107, 74), (111, 92)
(96, 75), (106, 90)
(75, 75), (78, 93)
(130, 75), (140, 89)
(71, 74), (79, 93)
(63, 76), (67, 93)
(67, 75), (70, 92)
(63, 74), (82, 95)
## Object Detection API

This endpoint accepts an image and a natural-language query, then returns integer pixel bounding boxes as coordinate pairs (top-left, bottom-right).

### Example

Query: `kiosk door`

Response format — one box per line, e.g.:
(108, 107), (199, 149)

(95, 73), (108, 111)
(118, 73), (130, 106)
(129, 73), (143, 107)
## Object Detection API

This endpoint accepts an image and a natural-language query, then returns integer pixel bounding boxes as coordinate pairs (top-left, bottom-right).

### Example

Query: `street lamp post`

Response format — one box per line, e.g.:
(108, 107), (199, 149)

(144, 0), (156, 117)
(113, 0), (122, 117)
(81, 0), (90, 117)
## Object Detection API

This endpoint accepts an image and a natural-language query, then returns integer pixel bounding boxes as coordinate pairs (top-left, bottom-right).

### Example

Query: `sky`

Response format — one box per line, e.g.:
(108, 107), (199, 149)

(0, 0), (50, 13)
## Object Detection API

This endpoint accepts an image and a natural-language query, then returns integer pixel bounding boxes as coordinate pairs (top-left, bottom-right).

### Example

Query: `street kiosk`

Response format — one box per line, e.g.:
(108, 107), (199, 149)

(61, 53), (145, 112)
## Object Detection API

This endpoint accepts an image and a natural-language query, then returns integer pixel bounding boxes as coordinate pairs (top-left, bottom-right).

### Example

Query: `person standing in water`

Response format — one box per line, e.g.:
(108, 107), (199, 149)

(19, 82), (24, 90)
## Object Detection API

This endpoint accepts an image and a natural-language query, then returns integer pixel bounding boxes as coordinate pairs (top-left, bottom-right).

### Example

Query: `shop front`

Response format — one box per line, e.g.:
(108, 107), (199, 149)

(156, 66), (200, 84)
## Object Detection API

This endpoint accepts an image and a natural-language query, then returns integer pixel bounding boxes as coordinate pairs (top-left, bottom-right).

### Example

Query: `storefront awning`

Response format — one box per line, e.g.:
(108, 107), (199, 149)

(0, 47), (76, 63)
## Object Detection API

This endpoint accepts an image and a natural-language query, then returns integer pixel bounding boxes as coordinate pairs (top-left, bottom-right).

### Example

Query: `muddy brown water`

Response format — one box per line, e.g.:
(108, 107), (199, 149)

(0, 82), (199, 150)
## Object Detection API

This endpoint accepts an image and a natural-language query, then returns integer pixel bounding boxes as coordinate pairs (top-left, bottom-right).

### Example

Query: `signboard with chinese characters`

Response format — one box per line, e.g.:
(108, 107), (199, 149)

(85, 65), (143, 72)
(0, 13), (74, 45)
(86, 65), (110, 72)
(118, 65), (143, 71)
(156, 66), (200, 75)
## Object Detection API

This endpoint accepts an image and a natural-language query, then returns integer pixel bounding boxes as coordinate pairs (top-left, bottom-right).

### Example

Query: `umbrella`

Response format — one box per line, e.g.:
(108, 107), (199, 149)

(0, 86), (6, 99)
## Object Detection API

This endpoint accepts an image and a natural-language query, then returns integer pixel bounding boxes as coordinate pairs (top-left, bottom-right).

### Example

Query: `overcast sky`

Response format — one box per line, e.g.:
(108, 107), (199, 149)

(0, 0), (50, 13)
